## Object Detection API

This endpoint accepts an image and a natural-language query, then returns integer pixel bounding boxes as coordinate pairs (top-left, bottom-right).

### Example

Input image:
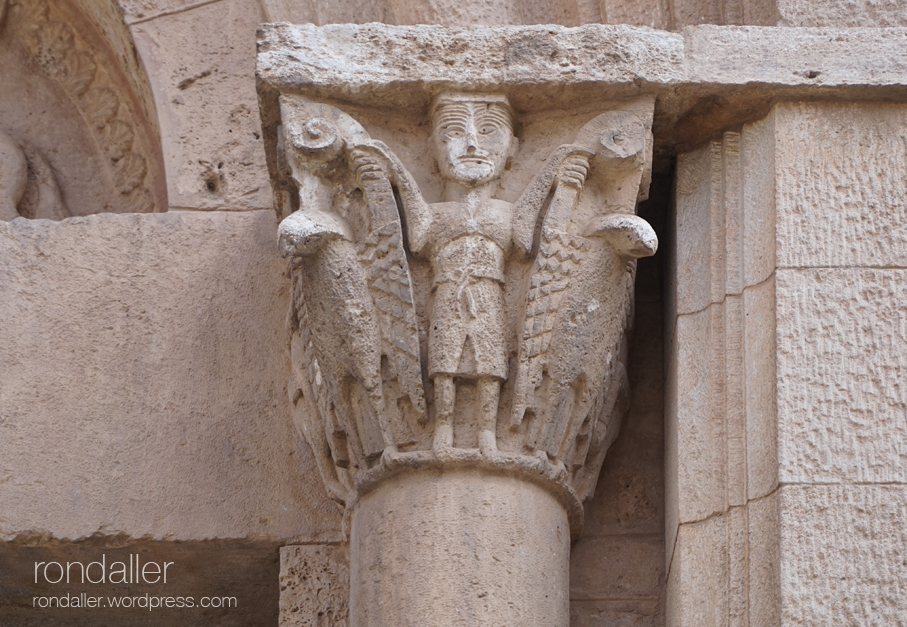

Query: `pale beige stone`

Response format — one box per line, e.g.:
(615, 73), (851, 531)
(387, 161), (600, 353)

(673, 141), (723, 315)
(571, 600), (662, 627)
(0, 211), (341, 542)
(779, 485), (907, 625)
(726, 505), (748, 627)
(741, 112), (776, 288)
(670, 304), (728, 526)
(724, 294), (746, 507)
(571, 535), (664, 599)
(776, 268), (907, 483)
(131, 0), (272, 211)
(743, 275), (777, 500)
(748, 492), (779, 627)
(116, 0), (204, 24)
(777, 0), (907, 27)
(351, 470), (571, 627)
(774, 102), (907, 268)
(0, 0), (166, 217)
(600, 0), (668, 28)
(280, 545), (349, 627)
(666, 515), (728, 627)
(275, 93), (655, 507)
(265, 30), (659, 622)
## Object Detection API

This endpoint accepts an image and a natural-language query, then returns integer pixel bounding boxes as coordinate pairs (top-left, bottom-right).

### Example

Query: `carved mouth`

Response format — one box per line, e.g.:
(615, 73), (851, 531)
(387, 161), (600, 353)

(456, 156), (492, 166)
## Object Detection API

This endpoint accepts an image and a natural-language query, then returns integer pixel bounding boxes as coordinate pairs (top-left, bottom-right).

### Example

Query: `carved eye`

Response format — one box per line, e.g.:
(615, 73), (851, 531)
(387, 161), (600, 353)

(441, 125), (465, 140)
(479, 125), (498, 135)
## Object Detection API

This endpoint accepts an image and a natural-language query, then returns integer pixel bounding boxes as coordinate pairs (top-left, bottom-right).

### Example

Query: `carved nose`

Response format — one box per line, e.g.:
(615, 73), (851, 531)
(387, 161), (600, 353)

(465, 124), (479, 151)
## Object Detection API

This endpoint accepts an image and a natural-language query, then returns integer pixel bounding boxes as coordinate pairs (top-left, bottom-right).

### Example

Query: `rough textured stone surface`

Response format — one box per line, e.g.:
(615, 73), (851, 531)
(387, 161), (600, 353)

(571, 600), (662, 627)
(668, 118), (781, 627)
(779, 485), (907, 626)
(351, 471), (571, 627)
(666, 515), (728, 627)
(743, 276), (777, 501)
(0, 211), (341, 542)
(0, 0), (167, 218)
(748, 492), (779, 627)
(131, 0), (272, 211)
(280, 545), (349, 627)
(670, 304), (728, 527)
(571, 536), (664, 600)
(776, 268), (907, 484)
(774, 102), (907, 268)
(777, 0), (907, 27)
(258, 23), (907, 129)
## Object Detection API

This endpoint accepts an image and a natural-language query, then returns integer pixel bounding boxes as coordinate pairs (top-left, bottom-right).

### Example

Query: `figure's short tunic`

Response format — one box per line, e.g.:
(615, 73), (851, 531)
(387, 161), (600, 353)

(425, 200), (512, 380)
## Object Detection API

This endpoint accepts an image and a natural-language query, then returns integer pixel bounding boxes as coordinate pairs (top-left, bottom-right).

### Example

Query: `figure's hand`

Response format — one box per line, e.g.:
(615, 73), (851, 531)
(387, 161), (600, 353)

(350, 146), (390, 183)
(557, 151), (591, 190)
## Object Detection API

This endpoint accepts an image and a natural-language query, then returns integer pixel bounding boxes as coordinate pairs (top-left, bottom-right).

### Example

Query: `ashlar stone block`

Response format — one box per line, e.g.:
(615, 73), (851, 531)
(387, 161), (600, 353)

(130, 0), (273, 211)
(0, 211), (341, 542)
(779, 485), (907, 626)
(774, 102), (907, 268)
(280, 545), (349, 627)
(777, 268), (907, 483)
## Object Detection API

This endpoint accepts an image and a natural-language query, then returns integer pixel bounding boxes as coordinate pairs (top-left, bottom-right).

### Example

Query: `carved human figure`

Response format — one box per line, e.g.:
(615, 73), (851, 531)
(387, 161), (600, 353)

(0, 128), (28, 220)
(403, 93), (519, 453)
(0, 127), (68, 221)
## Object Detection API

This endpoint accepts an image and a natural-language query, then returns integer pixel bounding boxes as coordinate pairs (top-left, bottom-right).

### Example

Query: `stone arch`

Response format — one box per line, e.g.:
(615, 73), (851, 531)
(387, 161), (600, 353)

(0, 0), (166, 219)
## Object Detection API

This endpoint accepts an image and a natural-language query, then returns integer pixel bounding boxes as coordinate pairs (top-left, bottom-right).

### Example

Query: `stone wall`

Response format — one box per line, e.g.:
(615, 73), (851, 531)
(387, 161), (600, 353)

(668, 102), (907, 625)
(2, 0), (907, 625)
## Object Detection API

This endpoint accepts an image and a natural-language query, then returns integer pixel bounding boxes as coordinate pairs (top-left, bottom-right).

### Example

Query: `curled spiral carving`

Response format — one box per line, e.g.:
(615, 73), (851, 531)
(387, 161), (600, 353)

(288, 116), (342, 155)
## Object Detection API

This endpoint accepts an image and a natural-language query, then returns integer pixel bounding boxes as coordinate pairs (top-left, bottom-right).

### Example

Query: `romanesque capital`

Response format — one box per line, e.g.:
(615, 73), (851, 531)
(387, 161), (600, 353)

(275, 92), (656, 530)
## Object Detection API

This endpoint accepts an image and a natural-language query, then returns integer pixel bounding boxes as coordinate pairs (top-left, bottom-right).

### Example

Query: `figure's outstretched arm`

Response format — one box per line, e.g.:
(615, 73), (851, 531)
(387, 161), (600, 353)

(512, 144), (593, 256)
(350, 141), (432, 255)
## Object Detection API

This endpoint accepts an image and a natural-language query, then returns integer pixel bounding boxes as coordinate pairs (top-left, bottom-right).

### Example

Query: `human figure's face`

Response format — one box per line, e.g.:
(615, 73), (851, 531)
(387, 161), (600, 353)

(432, 99), (513, 187)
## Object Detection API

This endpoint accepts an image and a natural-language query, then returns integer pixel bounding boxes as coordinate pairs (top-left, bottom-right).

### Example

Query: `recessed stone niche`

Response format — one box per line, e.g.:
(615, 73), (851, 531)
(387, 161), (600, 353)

(0, 0), (165, 220)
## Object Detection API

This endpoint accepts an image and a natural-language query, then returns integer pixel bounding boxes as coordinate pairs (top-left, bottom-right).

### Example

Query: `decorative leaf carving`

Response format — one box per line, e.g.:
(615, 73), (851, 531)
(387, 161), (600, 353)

(101, 120), (135, 160)
(112, 152), (147, 193)
(83, 87), (119, 128)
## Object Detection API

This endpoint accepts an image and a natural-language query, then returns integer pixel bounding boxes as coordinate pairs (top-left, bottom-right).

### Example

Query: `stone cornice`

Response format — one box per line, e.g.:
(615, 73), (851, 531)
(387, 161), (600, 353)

(257, 23), (907, 159)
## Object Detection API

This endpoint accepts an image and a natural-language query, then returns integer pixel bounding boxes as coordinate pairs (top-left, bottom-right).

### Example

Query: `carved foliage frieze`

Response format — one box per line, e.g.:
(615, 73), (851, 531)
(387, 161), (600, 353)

(8, 0), (157, 214)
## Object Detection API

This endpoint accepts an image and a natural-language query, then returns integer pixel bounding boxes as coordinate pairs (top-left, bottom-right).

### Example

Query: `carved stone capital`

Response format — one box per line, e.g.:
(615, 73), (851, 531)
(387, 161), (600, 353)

(259, 25), (657, 627)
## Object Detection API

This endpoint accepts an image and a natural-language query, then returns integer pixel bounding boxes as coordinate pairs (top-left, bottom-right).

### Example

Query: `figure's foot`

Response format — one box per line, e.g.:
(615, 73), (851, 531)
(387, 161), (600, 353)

(479, 429), (497, 455)
(433, 423), (454, 451)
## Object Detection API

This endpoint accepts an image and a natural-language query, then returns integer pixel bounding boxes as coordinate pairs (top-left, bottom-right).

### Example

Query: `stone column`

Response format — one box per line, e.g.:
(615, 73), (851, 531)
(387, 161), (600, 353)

(257, 24), (657, 627)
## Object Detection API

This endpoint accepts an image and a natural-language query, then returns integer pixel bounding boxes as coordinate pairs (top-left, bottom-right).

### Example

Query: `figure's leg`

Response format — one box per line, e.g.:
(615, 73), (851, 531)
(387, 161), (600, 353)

(433, 375), (456, 450)
(477, 377), (500, 454)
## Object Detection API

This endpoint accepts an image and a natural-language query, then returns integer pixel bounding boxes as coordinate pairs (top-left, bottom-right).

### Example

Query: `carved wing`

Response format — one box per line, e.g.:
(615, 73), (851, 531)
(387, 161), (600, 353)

(352, 143), (426, 421)
(511, 111), (657, 471)
(278, 97), (425, 472)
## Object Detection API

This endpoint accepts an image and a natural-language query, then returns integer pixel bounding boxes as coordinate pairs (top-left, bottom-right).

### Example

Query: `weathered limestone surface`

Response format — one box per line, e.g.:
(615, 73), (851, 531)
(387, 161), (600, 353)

(670, 99), (907, 627)
(0, 0), (167, 218)
(0, 211), (341, 542)
(779, 485), (907, 625)
(130, 0), (273, 211)
(258, 23), (907, 128)
(777, 0), (907, 27)
(777, 268), (907, 484)
(352, 471), (571, 627)
(666, 515), (728, 627)
(774, 102), (907, 268)
(667, 118), (782, 626)
(280, 545), (349, 627)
